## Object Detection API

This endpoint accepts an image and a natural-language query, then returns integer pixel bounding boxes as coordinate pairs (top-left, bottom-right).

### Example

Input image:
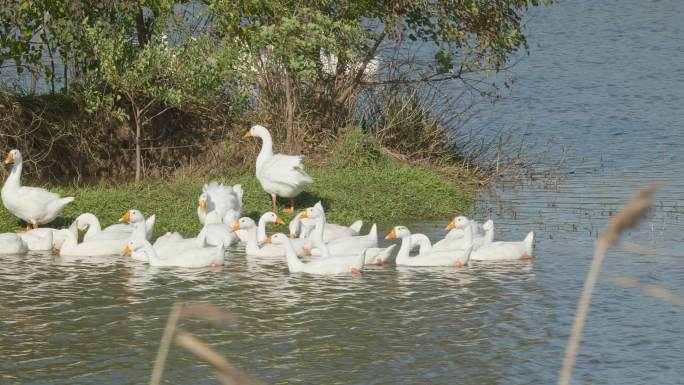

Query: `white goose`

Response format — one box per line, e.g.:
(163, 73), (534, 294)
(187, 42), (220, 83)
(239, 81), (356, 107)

(2, 149), (74, 230)
(298, 204), (377, 256)
(289, 202), (363, 241)
(433, 218), (494, 250)
(232, 217), (286, 257)
(449, 217), (534, 261)
(410, 233), (433, 254)
(124, 236), (224, 268)
(0, 233), (28, 254)
(266, 233), (364, 275)
(55, 221), (129, 257)
(197, 182), (243, 225)
(234, 211), (284, 243)
(387, 226), (472, 267)
(108, 210), (155, 240)
(18, 230), (53, 251)
(308, 237), (395, 266)
(244, 125), (313, 213)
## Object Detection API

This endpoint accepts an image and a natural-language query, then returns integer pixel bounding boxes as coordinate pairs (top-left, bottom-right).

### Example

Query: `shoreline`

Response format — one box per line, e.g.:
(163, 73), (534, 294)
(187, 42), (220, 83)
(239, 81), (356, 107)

(0, 158), (476, 237)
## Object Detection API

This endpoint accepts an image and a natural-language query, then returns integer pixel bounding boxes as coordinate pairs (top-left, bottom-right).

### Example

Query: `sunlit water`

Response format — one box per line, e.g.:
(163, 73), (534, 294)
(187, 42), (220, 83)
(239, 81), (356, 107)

(2, 0), (684, 384)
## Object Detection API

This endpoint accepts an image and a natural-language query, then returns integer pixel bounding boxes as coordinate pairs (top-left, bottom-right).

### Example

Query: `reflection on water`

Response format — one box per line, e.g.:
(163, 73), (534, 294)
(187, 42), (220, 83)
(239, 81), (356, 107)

(2, 0), (684, 384)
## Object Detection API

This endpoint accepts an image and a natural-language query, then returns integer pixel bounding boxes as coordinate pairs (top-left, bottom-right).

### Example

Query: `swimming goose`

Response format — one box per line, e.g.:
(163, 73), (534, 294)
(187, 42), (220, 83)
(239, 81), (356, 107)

(433, 218), (493, 250)
(298, 204), (377, 256)
(2, 149), (74, 230)
(232, 217), (286, 257)
(235, 211), (284, 243)
(387, 225), (472, 267)
(448, 217), (534, 261)
(0, 233), (28, 254)
(266, 233), (364, 275)
(124, 236), (224, 268)
(244, 125), (313, 213)
(289, 202), (363, 241)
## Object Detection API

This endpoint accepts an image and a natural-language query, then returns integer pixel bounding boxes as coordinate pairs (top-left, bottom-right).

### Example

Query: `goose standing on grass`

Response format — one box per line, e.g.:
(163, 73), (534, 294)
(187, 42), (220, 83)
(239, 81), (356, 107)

(244, 125), (313, 213)
(448, 217), (534, 261)
(266, 233), (364, 275)
(2, 149), (74, 231)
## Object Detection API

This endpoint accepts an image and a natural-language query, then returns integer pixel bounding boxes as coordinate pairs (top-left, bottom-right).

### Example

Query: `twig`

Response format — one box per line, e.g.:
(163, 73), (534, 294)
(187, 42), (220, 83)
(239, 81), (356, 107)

(558, 183), (660, 385)
(606, 275), (684, 308)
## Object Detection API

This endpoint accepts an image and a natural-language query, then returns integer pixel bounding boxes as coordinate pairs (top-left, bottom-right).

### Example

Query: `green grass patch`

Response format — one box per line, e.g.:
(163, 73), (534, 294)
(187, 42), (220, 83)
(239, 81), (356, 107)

(0, 128), (475, 236)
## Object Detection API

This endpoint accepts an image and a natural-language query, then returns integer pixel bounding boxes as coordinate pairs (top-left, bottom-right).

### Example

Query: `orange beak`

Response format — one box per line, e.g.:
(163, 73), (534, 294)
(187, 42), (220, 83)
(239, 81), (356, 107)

(446, 219), (457, 230)
(297, 211), (308, 219)
(243, 130), (252, 139)
(275, 216), (285, 225)
(264, 235), (273, 244)
(290, 232), (297, 239)
(199, 200), (207, 212)
(231, 221), (240, 231)
(119, 211), (131, 222)
(385, 229), (397, 239)
(4, 152), (14, 164)
(122, 245), (131, 256)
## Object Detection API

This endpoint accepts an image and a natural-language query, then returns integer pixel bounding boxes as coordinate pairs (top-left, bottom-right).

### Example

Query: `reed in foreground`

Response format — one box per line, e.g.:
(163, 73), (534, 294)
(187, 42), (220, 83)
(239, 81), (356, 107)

(558, 183), (660, 385)
(150, 302), (259, 385)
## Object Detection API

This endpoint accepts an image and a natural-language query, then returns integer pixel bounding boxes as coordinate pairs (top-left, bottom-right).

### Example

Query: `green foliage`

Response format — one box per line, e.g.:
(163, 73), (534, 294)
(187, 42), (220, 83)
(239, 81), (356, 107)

(328, 127), (384, 169)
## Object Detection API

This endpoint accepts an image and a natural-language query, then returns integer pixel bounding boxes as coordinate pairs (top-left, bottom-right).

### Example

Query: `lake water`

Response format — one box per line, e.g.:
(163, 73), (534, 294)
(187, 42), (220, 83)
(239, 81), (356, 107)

(2, 0), (684, 384)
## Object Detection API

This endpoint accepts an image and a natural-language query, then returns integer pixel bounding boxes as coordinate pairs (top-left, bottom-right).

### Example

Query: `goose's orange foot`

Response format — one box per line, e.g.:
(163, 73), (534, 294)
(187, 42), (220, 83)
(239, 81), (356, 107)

(521, 254), (534, 261)
(351, 267), (361, 274)
(283, 207), (294, 213)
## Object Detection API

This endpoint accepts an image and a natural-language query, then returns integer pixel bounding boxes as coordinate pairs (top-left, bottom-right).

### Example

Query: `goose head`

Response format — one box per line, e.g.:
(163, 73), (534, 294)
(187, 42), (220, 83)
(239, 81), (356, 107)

(482, 219), (494, 231)
(261, 211), (285, 225)
(122, 238), (144, 256)
(297, 205), (324, 220)
(446, 216), (469, 230)
(120, 209), (144, 224)
(232, 216), (256, 231)
(4, 149), (21, 165)
(264, 233), (289, 245)
(198, 193), (209, 214)
(244, 124), (270, 140)
(385, 225), (411, 239)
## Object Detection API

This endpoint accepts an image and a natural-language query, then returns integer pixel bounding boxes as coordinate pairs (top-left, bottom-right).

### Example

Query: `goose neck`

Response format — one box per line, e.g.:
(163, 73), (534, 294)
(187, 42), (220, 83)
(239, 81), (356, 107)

(255, 133), (274, 173)
(3, 158), (21, 190)
(283, 239), (304, 272)
(395, 235), (412, 264)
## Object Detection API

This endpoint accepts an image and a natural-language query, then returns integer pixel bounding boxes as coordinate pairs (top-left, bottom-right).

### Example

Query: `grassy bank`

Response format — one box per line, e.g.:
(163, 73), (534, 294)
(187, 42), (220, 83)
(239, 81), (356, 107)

(0, 159), (474, 238)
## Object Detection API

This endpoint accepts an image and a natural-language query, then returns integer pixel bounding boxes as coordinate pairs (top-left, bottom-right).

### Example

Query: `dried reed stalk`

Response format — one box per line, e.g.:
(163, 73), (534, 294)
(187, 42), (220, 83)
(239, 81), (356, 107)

(606, 275), (684, 309)
(149, 302), (254, 385)
(558, 183), (660, 385)
(174, 332), (259, 385)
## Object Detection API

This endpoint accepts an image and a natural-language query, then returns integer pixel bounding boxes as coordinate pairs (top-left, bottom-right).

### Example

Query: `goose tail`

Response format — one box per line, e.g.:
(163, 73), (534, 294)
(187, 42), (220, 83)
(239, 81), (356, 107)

(349, 220), (363, 234)
(524, 232), (535, 257)
(368, 223), (377, 241)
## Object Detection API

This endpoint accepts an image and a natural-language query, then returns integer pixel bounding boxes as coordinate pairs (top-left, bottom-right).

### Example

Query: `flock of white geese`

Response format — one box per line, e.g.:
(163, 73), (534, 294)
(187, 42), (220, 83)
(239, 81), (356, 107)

(0, 125), (535, 274)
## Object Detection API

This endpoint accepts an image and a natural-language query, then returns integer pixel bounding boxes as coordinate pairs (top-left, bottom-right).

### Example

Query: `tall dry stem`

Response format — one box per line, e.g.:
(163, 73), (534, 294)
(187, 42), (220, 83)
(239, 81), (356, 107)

(557, 183), (660, 385)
